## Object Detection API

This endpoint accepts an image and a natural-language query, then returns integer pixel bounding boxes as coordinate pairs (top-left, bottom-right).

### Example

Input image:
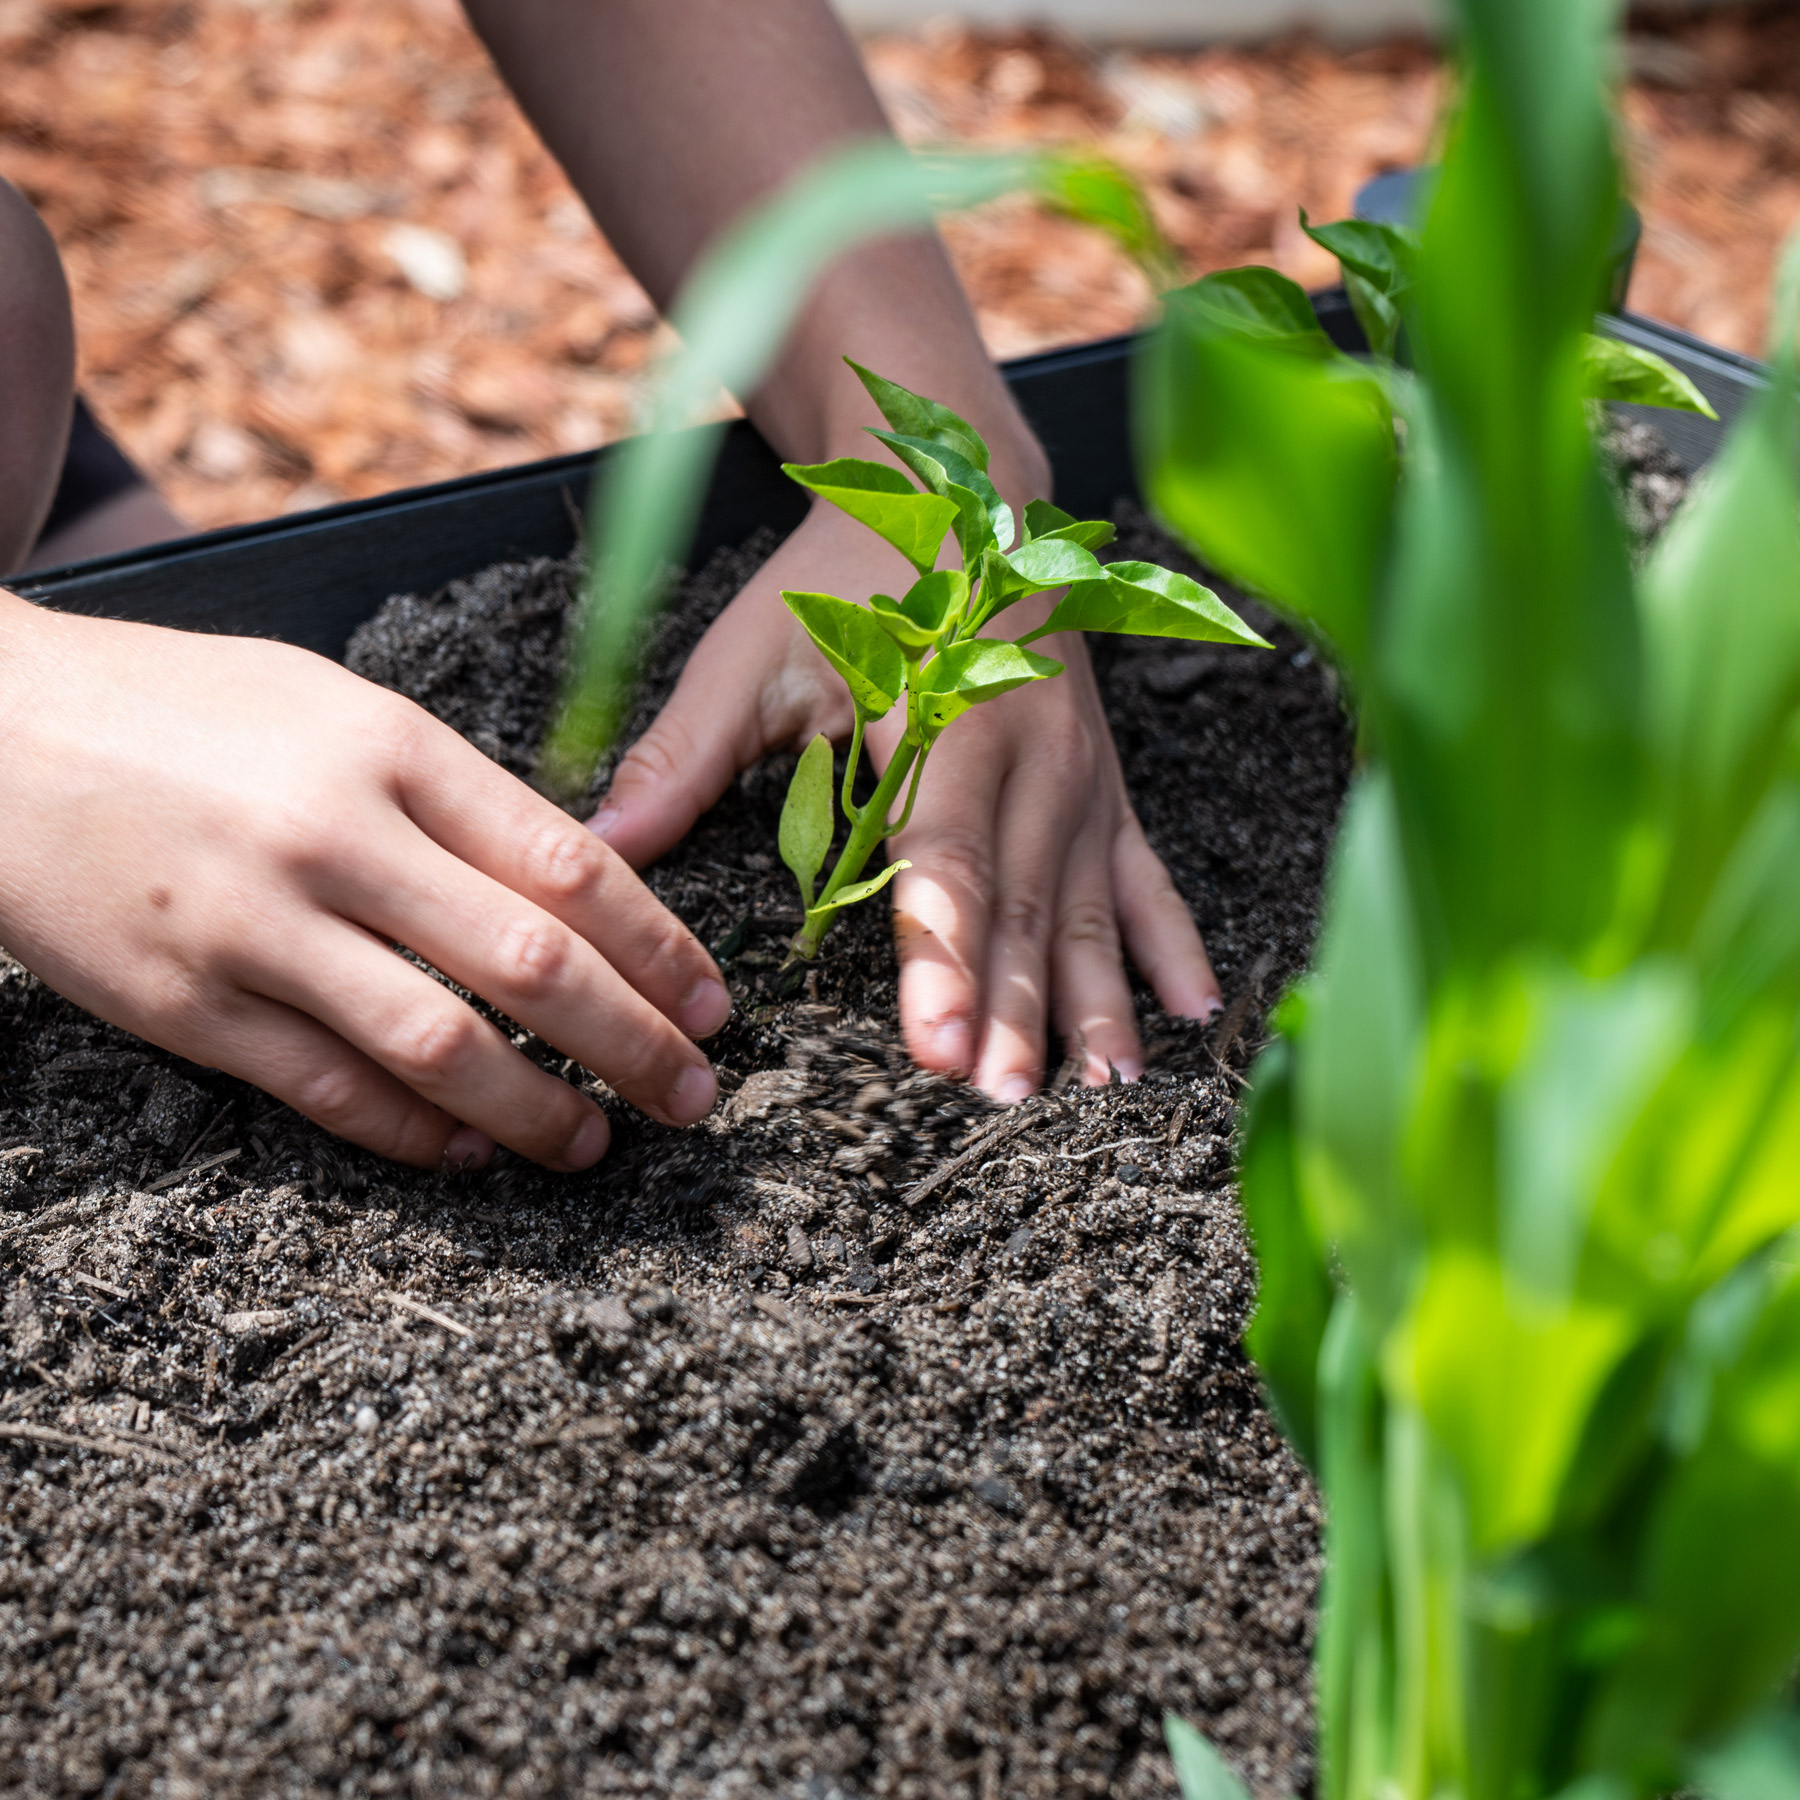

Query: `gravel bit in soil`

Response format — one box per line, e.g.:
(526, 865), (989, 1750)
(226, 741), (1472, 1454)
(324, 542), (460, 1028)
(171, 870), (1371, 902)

(4, 504), (1345, 1798)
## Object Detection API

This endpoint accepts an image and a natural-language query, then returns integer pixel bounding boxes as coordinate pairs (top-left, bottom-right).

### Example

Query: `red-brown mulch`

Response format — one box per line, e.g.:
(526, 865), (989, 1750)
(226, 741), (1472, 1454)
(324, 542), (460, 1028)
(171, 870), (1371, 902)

(0, 1), (1793, 533)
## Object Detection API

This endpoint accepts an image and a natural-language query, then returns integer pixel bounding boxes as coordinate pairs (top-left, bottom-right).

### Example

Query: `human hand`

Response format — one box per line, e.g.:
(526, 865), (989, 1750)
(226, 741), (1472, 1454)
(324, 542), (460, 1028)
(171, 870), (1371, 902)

(0, 592), (731, 1171)
(589, 503), (1222, 1098)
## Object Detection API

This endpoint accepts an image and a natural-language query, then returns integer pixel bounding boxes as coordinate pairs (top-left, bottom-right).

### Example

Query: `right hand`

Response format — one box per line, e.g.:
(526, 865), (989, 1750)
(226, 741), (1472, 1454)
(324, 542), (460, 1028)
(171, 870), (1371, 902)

(0, 590), (731, 1172)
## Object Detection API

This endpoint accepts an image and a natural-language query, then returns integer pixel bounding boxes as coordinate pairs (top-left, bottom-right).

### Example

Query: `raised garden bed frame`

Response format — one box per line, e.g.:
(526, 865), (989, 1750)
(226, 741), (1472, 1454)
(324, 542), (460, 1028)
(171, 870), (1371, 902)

(15, 297), (1755, 653)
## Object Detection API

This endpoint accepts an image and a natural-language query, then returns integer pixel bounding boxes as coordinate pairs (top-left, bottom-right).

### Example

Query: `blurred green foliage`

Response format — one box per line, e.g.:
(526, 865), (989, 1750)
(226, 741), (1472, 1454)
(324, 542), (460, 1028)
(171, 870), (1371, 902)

(1138, 2), (1800, 1798)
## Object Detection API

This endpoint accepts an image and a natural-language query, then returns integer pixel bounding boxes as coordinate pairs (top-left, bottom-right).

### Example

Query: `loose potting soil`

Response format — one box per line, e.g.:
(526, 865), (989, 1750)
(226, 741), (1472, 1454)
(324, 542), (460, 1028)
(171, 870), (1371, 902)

(0, 429), (1682, 1800)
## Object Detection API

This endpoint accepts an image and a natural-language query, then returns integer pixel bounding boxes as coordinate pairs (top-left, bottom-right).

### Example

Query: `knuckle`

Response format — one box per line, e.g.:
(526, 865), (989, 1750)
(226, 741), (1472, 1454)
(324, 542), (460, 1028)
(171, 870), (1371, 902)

(385, 1002), (483, 1090)
(921, 830), (996, 912)
(614, 726), (690, 794)
(490, 914), (576, 1002)
(1058, 896), (1120, 952)
(287, 1059), (371, 1133)
(521, 819), (609, 907)
(996, 888), (1051, 949)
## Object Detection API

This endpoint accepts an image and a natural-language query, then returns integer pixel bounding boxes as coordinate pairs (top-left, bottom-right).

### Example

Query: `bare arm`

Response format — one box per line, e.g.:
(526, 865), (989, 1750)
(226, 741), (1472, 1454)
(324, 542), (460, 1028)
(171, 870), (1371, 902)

(459, 0), (1048, 491)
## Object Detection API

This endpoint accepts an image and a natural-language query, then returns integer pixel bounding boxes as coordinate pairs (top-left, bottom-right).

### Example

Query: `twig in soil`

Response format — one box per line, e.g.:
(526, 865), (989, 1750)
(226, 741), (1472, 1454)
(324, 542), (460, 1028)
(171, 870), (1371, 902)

(177, 1099), (237, 1167)
(1166, 1101), (1193, 1147)
(0, 1198), (79, 1244)
(903, 1101), (1052, 1209)
(0, 1420), (188, 1467)
(382, 1291), (473, 1338)
(808, 1289), (906, 1309)
(72, 1270), (129, 1300)
(146, 1147), (241, 1193)
(1056, 1135), (1161, 1164)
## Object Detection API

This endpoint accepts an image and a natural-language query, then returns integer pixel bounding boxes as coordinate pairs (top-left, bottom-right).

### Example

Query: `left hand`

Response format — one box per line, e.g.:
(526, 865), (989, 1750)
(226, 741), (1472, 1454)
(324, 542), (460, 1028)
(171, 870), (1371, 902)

(588, 502), (1223, 1099)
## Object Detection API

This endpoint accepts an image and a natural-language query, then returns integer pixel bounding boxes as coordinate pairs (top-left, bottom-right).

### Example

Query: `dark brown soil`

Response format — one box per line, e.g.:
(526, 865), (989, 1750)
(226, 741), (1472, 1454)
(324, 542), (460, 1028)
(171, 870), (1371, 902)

(2, 503), (1348, 1799)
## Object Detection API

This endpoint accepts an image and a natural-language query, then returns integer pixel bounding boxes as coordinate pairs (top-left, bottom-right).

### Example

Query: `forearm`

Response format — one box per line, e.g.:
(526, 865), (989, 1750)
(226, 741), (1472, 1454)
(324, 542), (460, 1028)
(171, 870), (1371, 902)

(460, 0), (1050, 497)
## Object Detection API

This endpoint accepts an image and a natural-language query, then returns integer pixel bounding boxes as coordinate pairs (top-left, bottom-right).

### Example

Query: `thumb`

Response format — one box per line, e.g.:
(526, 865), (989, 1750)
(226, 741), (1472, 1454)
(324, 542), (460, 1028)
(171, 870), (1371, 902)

(586, 672), (750, 869)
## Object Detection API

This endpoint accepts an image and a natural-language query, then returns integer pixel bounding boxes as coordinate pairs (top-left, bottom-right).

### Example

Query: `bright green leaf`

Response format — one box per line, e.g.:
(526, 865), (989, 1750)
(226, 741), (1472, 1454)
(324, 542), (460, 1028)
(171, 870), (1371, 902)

(846, 358), (990, 471)
(1178, 266), (1336, 353)
(1038, 151), (1179, 289)
(867, 570), (968, 650)
(1345, 271), (1404, 364)
(781, 590), (906, 718)
(1021, 499), (1116, 551)
(1139, 284), (1396, 677)
(1300, 210), (1417, 297)
(1031, 561), (1271, 648)
(1241, 1041), (1333, 1466)
(1164, 1716), (1252, 1800)
(1582, 335), (1718, 418)
(1642, 311), (1800, 942)
(778, 734), (835, 909)
(1395, 1247), (1637, 1555)
(866, 429), (1011, 560)
(806, 858), (910, 924)
(913, 638), (1063, 732)
(782, 457), (960, 576)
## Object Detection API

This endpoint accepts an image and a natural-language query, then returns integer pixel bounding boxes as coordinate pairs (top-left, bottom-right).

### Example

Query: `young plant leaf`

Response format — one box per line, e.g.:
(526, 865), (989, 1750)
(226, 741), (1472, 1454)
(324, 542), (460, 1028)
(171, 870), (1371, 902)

(1346, 271), (1404, 363)
(1021, 498), (1116, 551)
(781, 590), (906, 718)
(846, 358), (990, 472)
(1038, 152), (1181, 290)
(1028, 561), (1271, 647)
(1163, 1716), (1253, 1800)
(867, 429), (1011, 559)
(782, 457), (960, 575)
(913, 638), (1063, 731)
(972, 536), (1109, 629)
(867, 570), (967, 650)
(804, 858), (910, 923)
(778, 733), (836, 908)
(1180, 266), (1338, 355)
(1582, 335), (1718, 417)
(1300, 210), (1417, 297)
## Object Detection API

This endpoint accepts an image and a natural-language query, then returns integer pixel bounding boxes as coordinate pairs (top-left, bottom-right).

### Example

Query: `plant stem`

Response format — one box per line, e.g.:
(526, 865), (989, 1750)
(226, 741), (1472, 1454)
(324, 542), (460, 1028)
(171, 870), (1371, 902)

(840, 703), (867, 824)
(789, 733), (919, 962)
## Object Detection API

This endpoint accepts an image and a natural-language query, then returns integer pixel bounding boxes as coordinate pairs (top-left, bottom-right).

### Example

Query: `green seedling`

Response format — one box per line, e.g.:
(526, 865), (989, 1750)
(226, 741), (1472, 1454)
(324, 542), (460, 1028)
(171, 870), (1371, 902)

(774, 358), (1268, 964)
(1137, 1), (1800, 1798)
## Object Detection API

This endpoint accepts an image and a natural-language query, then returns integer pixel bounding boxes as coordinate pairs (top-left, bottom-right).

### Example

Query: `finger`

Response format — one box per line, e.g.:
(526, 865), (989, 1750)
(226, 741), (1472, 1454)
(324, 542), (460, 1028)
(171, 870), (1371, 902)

(1049, 820), (1145, 1087)
(969, 776), (1074, 1104)
(325, 831), (719, 1130)
(1112, 815), (1222, 1021)
(393, 728), (729, 1038)
(889, 751), (1004, 1081)
(253, 922), (628, 1169)
(196, 988), (494, 1172)
(587, 677), (752, 869)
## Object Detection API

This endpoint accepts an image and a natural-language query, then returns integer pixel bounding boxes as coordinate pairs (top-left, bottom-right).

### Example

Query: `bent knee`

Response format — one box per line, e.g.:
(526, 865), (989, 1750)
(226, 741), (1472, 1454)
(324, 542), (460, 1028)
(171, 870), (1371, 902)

(0, 180), (75, 572)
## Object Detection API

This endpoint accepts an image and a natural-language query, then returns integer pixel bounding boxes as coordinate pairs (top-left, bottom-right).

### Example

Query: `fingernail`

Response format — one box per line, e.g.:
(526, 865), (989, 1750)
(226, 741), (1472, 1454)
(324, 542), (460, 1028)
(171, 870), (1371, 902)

(562, 1110), (611, 1170)
(587, 805), (623, 842)
(1198, 995), (1224, 1024)
(992, 1073), (1036, 1105)
(679, 976), (732, 1038)
(668, 1062), (718, 1126)
(441, 1126), (495, 1174)
(929, 1020), (975, 1076)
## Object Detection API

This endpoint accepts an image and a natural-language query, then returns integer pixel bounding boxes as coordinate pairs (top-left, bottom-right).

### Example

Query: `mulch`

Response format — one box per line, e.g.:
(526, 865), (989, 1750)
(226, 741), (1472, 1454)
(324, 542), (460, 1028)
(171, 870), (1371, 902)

(1, 2), (1790, 534)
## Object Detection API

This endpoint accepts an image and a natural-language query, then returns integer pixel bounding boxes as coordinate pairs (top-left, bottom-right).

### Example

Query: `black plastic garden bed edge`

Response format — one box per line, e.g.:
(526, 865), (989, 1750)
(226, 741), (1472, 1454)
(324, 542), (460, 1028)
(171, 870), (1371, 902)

(15, 293), (1748, 660)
